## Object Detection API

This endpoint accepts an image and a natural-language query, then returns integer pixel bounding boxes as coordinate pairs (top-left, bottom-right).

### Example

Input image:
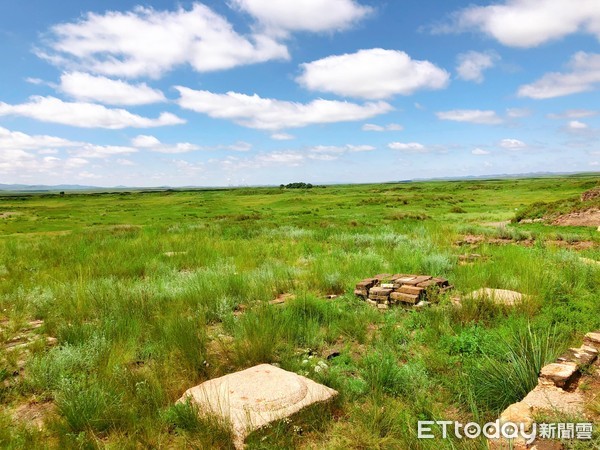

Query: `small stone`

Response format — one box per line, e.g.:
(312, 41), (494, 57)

(540, 362), (578, 388)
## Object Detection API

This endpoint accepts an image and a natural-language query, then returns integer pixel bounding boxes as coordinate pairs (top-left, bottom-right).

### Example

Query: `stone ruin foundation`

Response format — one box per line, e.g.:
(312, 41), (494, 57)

(354, 273), (452, 309)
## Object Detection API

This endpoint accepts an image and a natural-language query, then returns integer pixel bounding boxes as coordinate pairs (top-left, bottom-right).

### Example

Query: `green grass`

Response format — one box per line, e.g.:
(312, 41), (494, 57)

(0, 175), (598, 448)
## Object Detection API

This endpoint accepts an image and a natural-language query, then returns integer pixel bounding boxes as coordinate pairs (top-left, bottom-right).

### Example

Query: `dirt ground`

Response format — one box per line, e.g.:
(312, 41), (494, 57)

(553, 209), (600, 227)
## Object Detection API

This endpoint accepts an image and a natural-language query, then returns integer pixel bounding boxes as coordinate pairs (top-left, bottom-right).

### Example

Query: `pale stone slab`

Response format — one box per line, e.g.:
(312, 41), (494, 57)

(467, 288), (526, 306)
(539, 362), (578, 388)
(178, 364), (337, 448)
(522, 382), (584, 415)
(499, 401), (533, 430)
(584, 331), (600, 349)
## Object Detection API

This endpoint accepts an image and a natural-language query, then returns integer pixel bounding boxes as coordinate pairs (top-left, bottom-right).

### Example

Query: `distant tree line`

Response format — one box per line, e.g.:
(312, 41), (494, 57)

(279, 182), (314, 189)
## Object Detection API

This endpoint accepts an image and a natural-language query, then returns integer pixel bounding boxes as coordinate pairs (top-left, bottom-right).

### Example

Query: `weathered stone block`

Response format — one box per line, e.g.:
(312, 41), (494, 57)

(539, 362), (578, 388)
(178, 364), (337, 449)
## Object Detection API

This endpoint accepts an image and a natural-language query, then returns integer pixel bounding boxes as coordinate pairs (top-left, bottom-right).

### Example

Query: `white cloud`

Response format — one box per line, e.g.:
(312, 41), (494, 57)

(71, 145), (138, 158)
(456, 50), (499, 83)
(0, 126), (76, 150)
(506, 108), (531, 118)
(547, 109), (597, 119)
(518, 52), (600, 99)
(38, 3), (289, 78)
(227, 141), (253, 152)
(297, 49), (449, 99)
(131, 135), (200, 153)
(436, 109), (503, 125)
(499, 138), (527, 149)
(131, 135), (252, 153)
(175, 86), (392, 130)
(256, 151), (304, 165)
(308, 144), (375, 157)
(472, 148), (491, 155)
(440, 0), (600, 48)
(388, 142), (427, 152)
(0, 96), (184, 129)
(0, 127), (143, 175)
(231, 0), (371, 34)
(568, 120), (588, 130)
(271, 133), (295, 140)
(59, 72), (166, 105)
(116, 158), (135, 166)
(362, 123), (403, 132)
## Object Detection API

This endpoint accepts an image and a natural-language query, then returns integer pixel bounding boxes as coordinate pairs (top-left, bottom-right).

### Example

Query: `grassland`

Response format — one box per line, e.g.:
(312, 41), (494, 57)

(0, 175), (599, 449)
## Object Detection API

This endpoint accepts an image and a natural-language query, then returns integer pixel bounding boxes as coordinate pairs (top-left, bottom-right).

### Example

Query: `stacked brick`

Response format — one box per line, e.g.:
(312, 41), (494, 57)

(354, 273), (452, 309)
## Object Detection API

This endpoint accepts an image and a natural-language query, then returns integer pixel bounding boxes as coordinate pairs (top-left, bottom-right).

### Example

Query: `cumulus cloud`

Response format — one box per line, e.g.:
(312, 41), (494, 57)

(499, 138), (527, 149)
(0, 126), (140, 176)
(436, 109), (503, 125)
(297, 49), (449, 99)
(131, 135), (199, 153)
(231, 0), (371, 34)
(437, 0), (600, 48)
(0, 96), (184, 129)
(388, 142), (427, 152)
(456, 50), (499, 83)
(0, 126), (76, 150)
(362, 123), (403, 132)
(568, 120), (588, 130)
(59, 72), (166, 105)
(518, 52), (600, 99)
(37, 3), (289, 78)
(175, 86), (392, 130)
(271, 133), (295, 140)
(472, 148), (491, 155)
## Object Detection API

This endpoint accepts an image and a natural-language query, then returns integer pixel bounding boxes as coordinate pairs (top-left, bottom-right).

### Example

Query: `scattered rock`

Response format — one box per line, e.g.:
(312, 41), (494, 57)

(326, 351), (341, 360)
(178, 363), (337, 449)
(270, 293), (295, 305)
(324, 294), (338, 300)
(581, 186), (600, 202)
(539, 362), (578, 388)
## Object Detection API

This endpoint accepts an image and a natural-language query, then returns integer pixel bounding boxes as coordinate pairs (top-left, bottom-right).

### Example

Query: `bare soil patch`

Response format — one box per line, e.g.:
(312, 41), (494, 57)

(553, 208), (600, 227)
(0, 211), (20, 219)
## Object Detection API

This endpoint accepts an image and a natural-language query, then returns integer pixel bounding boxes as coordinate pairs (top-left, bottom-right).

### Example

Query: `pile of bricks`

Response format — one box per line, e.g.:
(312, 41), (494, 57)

(354, 273), (452, 309)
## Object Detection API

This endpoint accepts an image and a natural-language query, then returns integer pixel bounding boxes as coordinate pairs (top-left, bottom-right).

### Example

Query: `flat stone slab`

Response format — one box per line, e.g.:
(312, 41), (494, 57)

(539, 362), (578, 388)
(178, 364), (337, 448)
(467, 288), (525, 306)
(584, 331), (600, 349)
(522, 382), (584, 415)
(499, 401), (533, 430)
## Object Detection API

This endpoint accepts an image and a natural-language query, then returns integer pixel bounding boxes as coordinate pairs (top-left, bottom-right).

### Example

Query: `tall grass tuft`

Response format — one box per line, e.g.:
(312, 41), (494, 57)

(466, 325), (562, 412)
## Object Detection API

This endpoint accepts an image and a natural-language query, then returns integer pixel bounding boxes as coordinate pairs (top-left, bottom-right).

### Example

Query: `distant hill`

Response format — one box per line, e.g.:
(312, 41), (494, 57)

(0, 184), (101, 192)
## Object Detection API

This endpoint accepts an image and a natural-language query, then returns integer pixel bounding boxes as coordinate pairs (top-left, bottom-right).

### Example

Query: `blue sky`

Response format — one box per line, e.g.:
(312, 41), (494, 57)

(0, 0), (599, 187)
